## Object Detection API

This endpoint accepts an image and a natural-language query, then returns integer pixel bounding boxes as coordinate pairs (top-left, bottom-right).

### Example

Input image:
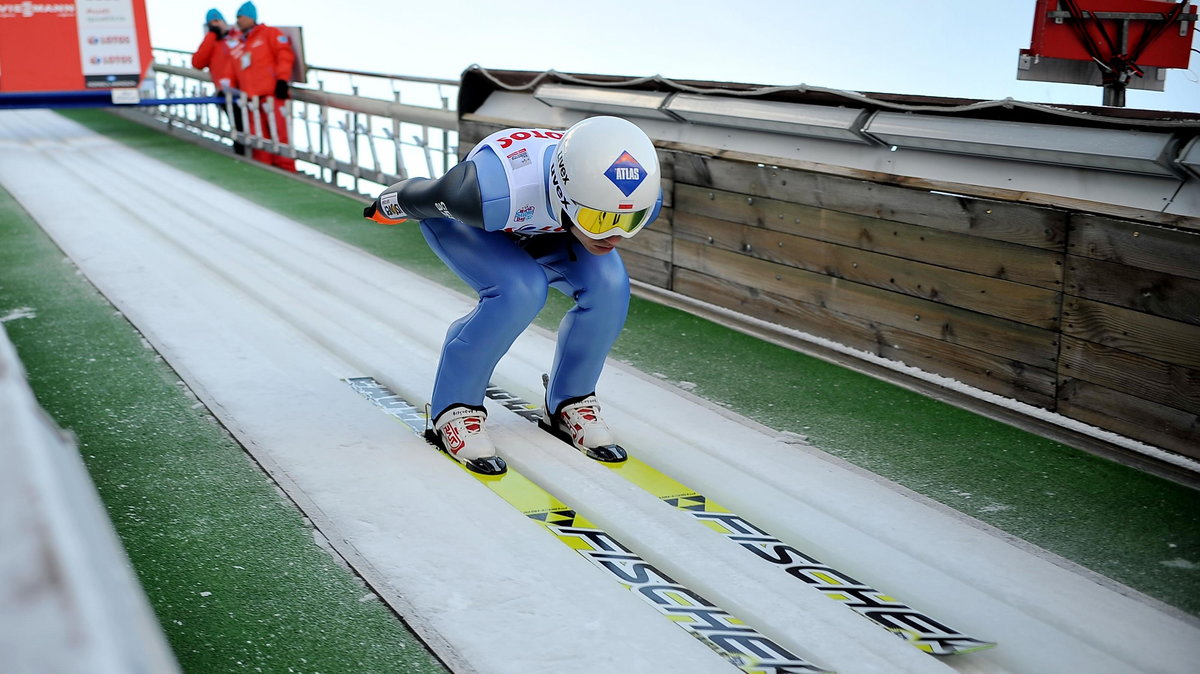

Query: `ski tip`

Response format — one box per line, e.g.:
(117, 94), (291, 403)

(914, 637), (997, 656)
(937, 640), (998, 656)
(586, 444), (628, 463)
(465, 456), (507, 476)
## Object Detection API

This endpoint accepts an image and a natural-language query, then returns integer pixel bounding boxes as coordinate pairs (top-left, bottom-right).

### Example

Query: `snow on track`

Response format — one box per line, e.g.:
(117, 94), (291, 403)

(2, 109), (1197, 674)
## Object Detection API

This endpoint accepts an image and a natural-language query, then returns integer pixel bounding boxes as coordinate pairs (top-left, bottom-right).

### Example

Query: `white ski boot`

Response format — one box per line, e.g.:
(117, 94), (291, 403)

(426, 404), (506, 475)
(539, 394), (627, 463)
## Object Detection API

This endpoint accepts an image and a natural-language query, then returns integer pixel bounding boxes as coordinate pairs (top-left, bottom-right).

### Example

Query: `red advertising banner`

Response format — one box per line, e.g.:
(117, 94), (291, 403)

(0, 0), (152, 93)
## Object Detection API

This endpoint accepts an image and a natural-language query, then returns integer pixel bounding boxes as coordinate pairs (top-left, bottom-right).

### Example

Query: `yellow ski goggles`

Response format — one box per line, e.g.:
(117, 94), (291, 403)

(569, 203), (651, 239)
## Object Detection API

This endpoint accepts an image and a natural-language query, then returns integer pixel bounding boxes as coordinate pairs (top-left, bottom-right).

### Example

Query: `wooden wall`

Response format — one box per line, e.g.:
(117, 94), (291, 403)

(1058, 215), (1200, 457)
(459, 117), (1200, 461)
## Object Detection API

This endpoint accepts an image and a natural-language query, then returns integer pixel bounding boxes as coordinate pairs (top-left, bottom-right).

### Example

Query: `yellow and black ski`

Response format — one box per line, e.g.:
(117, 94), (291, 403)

(346, 376), (831, 674)
(485, 384), (996, 657)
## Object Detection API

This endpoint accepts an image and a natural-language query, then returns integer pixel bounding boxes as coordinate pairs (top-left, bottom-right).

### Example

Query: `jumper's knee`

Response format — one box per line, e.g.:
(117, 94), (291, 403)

(573, 265), (629, 312)
(480, 273), (548, 326)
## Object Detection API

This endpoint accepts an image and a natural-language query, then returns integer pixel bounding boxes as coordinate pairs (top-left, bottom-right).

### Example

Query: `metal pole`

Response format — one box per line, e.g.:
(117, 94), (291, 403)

(418, 128), (435, 179)
(392, 90), (405, 180)
(344, 112), (359, 193)
(223, 89), (236, 148)
(1103, 19), (1130, 107)
(243, 95), (258, 152)
(301, 106), (315, 163)
(318, 80), (333, 185)
(266, 96), (280, 155)
(351, 79), (360, 192)
(284, 99), (295, 162)
(441, 89), (451, 175)
(361, 120), (382, 185)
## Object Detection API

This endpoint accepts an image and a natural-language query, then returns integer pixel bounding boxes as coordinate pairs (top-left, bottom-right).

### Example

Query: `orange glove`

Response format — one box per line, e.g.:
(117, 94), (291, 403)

(362, 197), (407, 225)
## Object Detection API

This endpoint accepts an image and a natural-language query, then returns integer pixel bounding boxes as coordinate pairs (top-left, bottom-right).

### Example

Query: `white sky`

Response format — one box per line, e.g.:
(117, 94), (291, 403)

(147, 0), (1200, 111)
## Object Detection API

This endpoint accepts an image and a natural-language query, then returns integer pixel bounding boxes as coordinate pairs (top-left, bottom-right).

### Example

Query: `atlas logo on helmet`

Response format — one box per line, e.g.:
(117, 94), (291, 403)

(604, 151), (646, 197)
(550, 116), (661, 240)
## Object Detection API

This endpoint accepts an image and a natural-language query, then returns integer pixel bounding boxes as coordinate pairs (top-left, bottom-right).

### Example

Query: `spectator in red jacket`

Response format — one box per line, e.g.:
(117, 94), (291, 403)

(192, 9), (245, 155)
(192, 9), (240, 91)
(232, 2), (296, 171)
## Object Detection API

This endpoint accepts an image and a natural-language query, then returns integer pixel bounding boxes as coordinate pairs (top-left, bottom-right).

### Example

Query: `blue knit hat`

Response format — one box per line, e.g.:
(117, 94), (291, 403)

(205, 8), (224, 22)
(236, 1), (257, 21)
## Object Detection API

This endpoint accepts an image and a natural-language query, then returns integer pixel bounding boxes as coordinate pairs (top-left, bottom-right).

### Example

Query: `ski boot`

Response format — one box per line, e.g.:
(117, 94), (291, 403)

(425, 404), (507, 475)
(539, 393), (627, 463)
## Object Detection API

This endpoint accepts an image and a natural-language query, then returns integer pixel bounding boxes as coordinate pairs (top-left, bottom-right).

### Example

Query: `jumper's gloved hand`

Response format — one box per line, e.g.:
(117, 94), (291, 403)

(363, 190), (407, 225)
(274, 80), (289, 100)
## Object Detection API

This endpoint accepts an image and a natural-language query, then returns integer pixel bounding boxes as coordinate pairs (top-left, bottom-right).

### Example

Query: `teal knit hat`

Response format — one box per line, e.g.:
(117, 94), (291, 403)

(236, 2), (257, 21)
(205, 8), (224, 22)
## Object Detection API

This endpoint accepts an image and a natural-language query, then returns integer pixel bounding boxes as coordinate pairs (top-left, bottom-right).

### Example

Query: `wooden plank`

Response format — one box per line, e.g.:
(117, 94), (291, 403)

(1063, 297), (1200, 369)
(1069, 214), (1200, 281)
(671, 153), (1068, 250)
(1065, 256), (1200, 326)
(620, 223), (672, 264)
(675, 185), (1065, 290)
(656, 140), (1197, 231)
(658, 150), (675, 209)
(621, 249), (670, 288)
(1058, 378), (1199, 460)
(879, 327), (1057, 409)
(674, 219), (1061, 329)
(672, 236), (1058, 366)
(672, 268), (1057, 407)
(1059, 335), (1200, 416)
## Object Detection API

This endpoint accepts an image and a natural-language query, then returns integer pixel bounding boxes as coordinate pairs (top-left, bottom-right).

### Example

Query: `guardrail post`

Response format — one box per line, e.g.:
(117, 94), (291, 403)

(223, 89), (238, 148)
(441, 88), (451, 171)
(359, 120), (382, 184)
(416, 128), (435, 179)
(392, 89), (406, 180)
(249, 95), (262, 153)
(351, 83), (361, 192)
(266, 95), (281, 155)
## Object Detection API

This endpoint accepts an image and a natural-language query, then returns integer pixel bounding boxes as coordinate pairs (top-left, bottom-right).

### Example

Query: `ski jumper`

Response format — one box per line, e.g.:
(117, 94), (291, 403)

(375, 128), (662, 419)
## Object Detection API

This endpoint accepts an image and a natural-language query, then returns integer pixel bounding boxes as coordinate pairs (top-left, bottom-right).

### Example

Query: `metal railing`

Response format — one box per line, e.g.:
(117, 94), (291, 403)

(142, 48), (460, 195)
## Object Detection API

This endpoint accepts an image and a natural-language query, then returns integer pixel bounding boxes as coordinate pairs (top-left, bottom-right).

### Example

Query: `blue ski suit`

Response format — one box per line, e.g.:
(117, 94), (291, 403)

(366, 127), (662, 419)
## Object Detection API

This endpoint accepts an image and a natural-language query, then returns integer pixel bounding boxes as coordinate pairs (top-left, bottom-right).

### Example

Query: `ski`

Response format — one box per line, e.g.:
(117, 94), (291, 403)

(485, 384), (996, 656)
(345, 376), (832, 674)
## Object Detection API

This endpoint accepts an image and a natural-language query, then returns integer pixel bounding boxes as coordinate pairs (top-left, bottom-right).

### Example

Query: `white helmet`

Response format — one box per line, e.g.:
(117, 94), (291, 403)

(550, 116), (661, 240)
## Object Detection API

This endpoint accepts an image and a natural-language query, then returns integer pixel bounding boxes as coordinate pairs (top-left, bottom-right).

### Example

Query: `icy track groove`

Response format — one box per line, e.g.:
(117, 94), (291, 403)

(2, 110), (1198, 674)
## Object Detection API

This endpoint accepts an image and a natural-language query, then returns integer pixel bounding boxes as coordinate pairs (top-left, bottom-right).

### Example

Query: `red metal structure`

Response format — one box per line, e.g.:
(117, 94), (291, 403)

(1018, 0), (1197, 106)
